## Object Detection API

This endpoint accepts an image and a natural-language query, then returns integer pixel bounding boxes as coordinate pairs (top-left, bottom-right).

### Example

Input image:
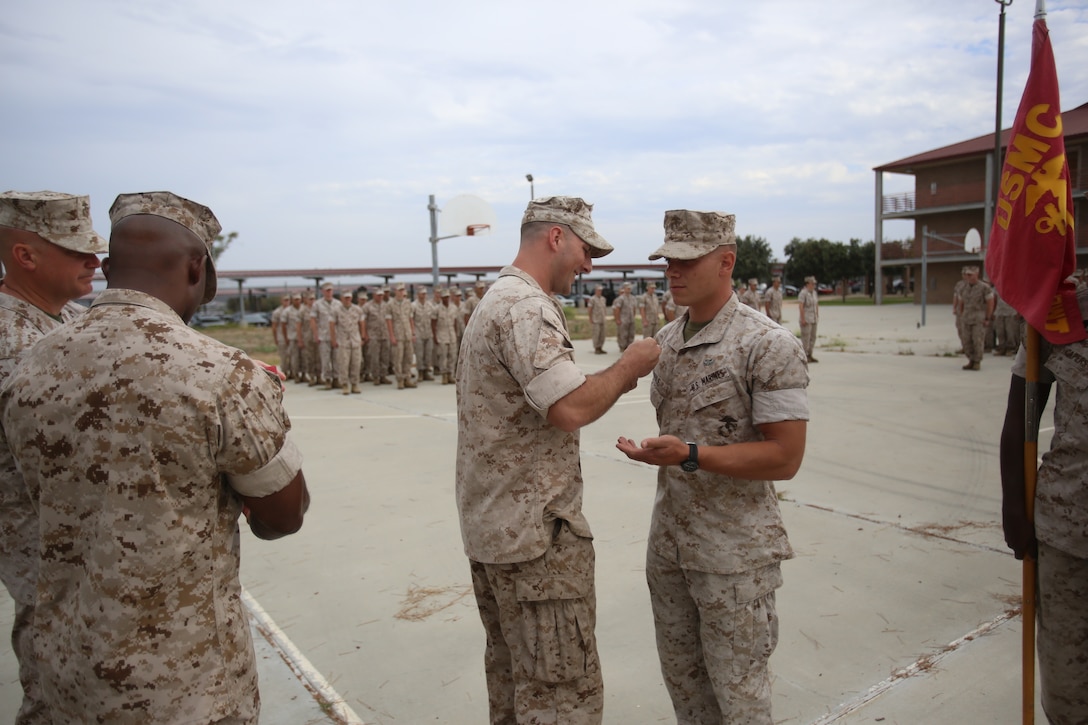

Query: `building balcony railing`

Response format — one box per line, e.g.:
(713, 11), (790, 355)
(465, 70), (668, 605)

(882, 192), (915, 214)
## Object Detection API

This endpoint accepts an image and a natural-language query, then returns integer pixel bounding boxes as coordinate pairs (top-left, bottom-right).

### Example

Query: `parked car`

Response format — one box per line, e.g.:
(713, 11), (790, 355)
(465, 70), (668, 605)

(189, 313), (227, 328)
(554, 295), (575, 308)
(230, 311), (271, 326)
(783, 284), (799, 297)
(816, 284), (834, 295)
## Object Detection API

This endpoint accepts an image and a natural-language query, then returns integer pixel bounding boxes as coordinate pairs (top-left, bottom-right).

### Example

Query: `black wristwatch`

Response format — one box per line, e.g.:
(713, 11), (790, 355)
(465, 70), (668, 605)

(680, 442), (699, 472)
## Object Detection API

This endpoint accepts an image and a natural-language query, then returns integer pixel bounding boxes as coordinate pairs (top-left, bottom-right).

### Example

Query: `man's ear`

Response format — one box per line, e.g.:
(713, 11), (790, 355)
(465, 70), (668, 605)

(9, 241), (38, 272)
(188, 253), (205, 288)
(719, 248), (737, 278)
(101, 257), (111, 280)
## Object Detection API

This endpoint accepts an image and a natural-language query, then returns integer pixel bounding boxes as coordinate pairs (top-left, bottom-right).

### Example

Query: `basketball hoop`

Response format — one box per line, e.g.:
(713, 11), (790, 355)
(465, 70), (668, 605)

(467, 224), (491, 236)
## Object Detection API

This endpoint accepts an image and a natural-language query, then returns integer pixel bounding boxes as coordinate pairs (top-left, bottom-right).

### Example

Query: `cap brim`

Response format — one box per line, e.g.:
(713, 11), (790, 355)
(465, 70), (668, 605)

(648, 240), (725, 261)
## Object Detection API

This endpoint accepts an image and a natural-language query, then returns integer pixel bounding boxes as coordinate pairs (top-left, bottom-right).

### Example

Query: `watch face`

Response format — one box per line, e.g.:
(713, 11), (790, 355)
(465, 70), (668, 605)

(681, 460), (699, 472)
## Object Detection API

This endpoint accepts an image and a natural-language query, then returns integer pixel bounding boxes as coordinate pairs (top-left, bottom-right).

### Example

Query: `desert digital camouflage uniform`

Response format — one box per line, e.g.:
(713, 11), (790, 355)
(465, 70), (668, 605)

(313, 288), (337, 385)
(959, 275), (994, 368)
(587, 291), (607, 353)
(363, 292), (390, 384)
(1011, 337), (1088, 723)
(797, 282), (819, 361)
(285, 296), (303, 381)
(456, 265), (602, 724)
(0, 288), (303, 725)
(952, 272), (968, 352)
(450, 290), (465, 376)
(649, 293), (809, 724)
(992, 292), (1021, 356)
(434, 291), (459, 384)
(739, 282), (761, 311)
(385, 288), (416, 388)
(763, 283), (783, 324)
(334, 295), (363, 393)
(0, 294), (86, 725)
(613, 287), (636, 351)
(641, 285), (662, 338)
(303, 295), (319, 384)
(412, 291), (435, 380)
(271, 298), (290, 371)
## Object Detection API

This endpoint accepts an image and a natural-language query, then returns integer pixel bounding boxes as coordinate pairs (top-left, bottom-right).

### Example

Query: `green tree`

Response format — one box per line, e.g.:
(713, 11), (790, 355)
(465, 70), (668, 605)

(733, 234), (773, 283)
(783, 237), (834, 284)
(211, 231), (237, 263)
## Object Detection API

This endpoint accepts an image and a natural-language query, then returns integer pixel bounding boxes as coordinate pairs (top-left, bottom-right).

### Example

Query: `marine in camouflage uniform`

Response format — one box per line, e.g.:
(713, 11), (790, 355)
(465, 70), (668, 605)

(412, 288), (435, 381)
(285, 293), (304, 381)
(0, 191), (107, 725)
(763, 277), (784, 324)
(640, 282), (661, 338)
(363, 289), (391, 385)
(952, 267), (968, 354)
(612, 283), (636, 351)
(798, 277), (819, 362)
(957, 266), (995, 371)
(456, 196), (659, 725)
(313, 282), (338, 387)
(0, 191), (309, 725)
(303, 292), (319, 384)
(385, 283), (417, 389)
(333, 291), (364, 393)
(271, 296), (291, 372)
(433, 288), (459, 384)
(587, 286), (608, 353)
(739, 278), (761, 311)
(1001, 293), (1088, 725)
(618, 210), (809, 725)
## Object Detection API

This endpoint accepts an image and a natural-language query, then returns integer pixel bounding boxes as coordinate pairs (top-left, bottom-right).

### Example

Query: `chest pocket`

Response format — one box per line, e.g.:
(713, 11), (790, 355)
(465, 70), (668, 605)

(689, 373), (751, 444)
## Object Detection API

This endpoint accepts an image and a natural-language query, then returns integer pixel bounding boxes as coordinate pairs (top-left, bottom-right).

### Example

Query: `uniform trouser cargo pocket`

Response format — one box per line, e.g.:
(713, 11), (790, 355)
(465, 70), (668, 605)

(513, 521), (596, 683)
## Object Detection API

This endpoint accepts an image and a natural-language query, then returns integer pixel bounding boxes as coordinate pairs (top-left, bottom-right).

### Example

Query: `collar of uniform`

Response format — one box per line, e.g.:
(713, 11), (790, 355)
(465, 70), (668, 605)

(91, 288), (183, 322)
(670, 292), (739, 351)
(496, 265), (543, 292)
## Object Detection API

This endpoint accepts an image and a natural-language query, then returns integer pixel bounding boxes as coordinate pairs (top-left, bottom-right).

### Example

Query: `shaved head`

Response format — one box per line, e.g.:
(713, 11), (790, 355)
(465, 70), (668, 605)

(104, 215), (210, 322)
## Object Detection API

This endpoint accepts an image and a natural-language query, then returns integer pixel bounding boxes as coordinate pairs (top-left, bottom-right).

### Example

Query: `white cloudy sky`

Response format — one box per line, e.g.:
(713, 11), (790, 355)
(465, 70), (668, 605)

(3, 0), (1087, 276)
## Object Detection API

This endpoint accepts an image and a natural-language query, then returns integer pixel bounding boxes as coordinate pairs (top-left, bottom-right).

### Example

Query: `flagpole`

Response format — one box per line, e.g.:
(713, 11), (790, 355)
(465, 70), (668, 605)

(1022, 327), (1040, 725)
(990, 0), (1012, 255)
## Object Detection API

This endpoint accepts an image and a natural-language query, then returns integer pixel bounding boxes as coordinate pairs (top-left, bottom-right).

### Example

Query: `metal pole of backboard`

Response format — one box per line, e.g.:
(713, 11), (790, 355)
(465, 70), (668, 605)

(429, 195), (440, 289)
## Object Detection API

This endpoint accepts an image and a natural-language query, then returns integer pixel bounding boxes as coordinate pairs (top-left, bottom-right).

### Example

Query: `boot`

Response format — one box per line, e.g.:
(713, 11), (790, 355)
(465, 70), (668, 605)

(324, 381), (334, 390)
(351, 384), (360, 394)
(342, 385), (350, 396)
(405, 378), (417, 388)
(397, 378), (405, 390)
(423, 371), (434, 381)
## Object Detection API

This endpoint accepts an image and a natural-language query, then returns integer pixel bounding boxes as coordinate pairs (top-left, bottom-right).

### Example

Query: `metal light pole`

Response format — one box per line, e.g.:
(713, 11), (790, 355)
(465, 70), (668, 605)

(990, 0), (1013, 256)
(526, 174), (534, 200)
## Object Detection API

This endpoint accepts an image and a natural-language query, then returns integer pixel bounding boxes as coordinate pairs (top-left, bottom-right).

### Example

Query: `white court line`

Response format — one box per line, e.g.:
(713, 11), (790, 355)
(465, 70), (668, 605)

(242, 588), (366, 725)
(808, 610), (1019, 724)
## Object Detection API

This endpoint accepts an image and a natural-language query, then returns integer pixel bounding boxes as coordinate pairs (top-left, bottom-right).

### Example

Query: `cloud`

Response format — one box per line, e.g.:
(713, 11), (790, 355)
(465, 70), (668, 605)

(2, 0), (1086, 274)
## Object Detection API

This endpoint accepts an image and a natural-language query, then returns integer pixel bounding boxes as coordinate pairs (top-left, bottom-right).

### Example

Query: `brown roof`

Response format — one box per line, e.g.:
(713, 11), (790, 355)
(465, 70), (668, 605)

(875, 100), (1088, 173)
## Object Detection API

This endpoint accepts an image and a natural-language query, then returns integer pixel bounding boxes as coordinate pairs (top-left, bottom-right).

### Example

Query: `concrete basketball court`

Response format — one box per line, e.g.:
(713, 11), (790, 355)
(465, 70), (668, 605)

(0, 301), (1050, 724)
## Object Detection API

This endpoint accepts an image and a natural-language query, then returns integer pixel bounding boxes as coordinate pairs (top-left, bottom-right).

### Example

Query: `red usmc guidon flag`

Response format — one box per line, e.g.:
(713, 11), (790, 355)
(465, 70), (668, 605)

(986, 13), (1083, 345)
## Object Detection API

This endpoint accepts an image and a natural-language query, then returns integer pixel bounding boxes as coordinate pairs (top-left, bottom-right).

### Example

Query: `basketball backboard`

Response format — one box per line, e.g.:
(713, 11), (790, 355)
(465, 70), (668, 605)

(438, 195), (497, 238)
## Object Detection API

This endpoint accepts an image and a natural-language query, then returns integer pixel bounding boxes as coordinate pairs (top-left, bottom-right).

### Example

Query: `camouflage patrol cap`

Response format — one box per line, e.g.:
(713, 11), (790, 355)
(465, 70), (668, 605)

(521, 196), (613, 258)
(291, 293), (302, 300)
(320, 281), (334, 290)
(649, 210), (736, 261)
(395, 282), (406, 291)
(439, 287), (450, 297)
(341, 290), (352, 298)
(0, 191), (108, 254)
(109, 191), (221, 304)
